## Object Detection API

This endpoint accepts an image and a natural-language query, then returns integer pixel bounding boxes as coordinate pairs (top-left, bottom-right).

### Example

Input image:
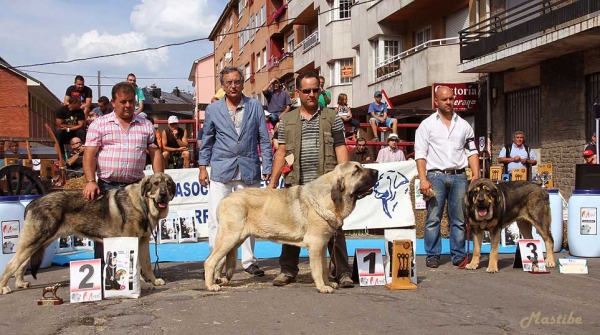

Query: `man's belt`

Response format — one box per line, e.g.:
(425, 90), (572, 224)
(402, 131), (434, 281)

(428, 168), (466, 175)
(98, 179), (140, 188)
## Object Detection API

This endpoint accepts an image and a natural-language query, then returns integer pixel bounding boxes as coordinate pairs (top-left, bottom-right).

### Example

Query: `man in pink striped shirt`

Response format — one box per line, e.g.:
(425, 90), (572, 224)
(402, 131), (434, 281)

(83, 82), (164, 199)
(376, 133), (406, 163)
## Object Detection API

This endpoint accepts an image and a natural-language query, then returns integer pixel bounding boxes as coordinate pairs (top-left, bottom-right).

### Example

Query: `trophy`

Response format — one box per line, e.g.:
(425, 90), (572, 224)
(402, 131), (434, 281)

(538, 172), (552, 188)
(37, 283), (63, 306)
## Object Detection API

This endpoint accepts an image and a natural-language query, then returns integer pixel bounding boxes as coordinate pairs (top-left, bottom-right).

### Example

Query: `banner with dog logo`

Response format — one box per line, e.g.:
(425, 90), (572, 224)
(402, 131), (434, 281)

(343, 161), (417, 230)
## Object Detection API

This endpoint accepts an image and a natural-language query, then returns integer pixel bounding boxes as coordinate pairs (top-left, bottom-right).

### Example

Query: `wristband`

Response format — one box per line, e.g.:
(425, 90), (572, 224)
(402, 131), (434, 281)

(87, 180), (96, 183)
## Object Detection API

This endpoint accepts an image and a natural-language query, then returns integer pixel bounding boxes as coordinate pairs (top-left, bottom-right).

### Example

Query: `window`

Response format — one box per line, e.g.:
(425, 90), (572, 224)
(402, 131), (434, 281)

(372, 38), (402, 80)
(262, 48), (267, 67)
(250, 15), (255, 40)
(255, 13), (260, 32)
(244, 25), (249, 45)
(220, 58), (223, 71)
(506, 87), (541, 147)
(355, 47), (360, 76)
(331, 59), (353, 85)
(239, 31), (244, 53)
(260, 5), (266, 25)
(257, 52), (261, 69)
(229, 15), (233, 30)
(245, 63), (251, 80)
(238, 0), (243, 17)
(286, 33), (294, 52)
(332, 0), (352, 20)
(229, 47), (233, 62)
(415, 26), (432, 47)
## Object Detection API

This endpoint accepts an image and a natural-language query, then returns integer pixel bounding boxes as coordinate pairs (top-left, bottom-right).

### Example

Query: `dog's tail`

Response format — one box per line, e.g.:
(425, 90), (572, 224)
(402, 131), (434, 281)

(30, 247), (46, 279)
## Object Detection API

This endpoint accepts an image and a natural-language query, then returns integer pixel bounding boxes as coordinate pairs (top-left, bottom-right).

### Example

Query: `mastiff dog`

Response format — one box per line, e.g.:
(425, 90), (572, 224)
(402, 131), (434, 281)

(204, 162), (378, 293)
(464, 178), (556, 272)
(0, 173), (175, 295)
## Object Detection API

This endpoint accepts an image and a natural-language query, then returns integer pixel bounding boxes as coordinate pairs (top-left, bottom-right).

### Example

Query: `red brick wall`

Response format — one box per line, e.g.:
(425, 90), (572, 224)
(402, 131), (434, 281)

(0, 69), (30, 138)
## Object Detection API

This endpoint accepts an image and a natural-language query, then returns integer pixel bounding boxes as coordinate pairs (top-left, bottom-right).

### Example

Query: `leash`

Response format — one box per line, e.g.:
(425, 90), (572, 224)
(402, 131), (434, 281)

(327, 232), (339, 280)
(457, 216), (471, 269)
(152, 228), (162, 278)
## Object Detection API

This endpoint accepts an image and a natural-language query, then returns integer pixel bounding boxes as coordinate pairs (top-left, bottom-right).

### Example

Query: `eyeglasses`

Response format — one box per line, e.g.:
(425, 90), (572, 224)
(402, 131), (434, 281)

(299, 88), (320, 94)
(224, 80), (243, 87)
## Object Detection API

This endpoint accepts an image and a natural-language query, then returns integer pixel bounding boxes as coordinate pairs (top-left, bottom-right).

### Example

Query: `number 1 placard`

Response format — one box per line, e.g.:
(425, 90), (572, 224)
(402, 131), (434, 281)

(70, 259), (102, 303)
(354, 248), (385, 286)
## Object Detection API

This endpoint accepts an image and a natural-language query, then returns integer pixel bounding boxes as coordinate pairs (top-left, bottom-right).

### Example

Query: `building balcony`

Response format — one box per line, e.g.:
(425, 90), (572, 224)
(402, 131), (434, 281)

(293, 30), (320, 71)
(459, 0), (600, 73)
(267, 52), (294, 79)
(355, 38), (477, 107)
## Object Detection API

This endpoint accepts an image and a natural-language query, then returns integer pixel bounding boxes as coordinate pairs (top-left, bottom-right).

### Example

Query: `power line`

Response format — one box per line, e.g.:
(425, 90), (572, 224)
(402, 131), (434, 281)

(9, 0), (374, 69)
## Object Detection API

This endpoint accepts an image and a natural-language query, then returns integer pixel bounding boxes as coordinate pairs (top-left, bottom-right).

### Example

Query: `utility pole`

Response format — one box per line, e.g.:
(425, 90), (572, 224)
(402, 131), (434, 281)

(98, 70), (101, 98)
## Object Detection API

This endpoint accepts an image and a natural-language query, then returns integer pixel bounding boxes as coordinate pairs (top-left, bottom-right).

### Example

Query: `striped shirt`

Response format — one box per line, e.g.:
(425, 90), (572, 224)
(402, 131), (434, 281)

(278, 110), (345, 184)
(85, 112), (157, 183)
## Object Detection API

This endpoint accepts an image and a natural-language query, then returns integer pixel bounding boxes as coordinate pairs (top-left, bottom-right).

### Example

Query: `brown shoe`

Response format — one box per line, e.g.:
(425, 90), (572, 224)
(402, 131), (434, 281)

(338, 274), (355, 288)
(272, 273), (294, 286)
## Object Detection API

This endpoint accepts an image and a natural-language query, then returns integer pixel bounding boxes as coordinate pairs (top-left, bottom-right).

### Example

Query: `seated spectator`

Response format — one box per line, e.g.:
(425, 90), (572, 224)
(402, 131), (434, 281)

(369, 90), (397, 141)
(211, 88), (226, 103)
(5, 141), (19, 156)
(64, 75), (92, 118)
(54, 97), (86, 160)
(162, 116), (190, 168)
(66, 137), (84, 178)
(376, 133), (405, 163)
(335, 93), (360, 140)
(349, 137), (374, 164)
(91, 96), (111, 117)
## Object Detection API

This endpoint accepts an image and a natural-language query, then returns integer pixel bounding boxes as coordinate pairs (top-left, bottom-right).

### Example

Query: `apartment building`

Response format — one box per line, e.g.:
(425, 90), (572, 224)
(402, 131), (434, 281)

(288, 0), (483, 146)
(208, 0), (295, 105)
(459, 0), (600, 197)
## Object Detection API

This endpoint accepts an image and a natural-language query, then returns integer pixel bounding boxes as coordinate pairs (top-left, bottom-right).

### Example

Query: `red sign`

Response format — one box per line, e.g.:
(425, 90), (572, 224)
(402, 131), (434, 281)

(432, 83), (479, 112)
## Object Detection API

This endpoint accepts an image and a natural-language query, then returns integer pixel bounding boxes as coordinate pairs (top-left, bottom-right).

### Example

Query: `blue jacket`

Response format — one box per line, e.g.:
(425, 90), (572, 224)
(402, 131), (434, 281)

(198, 96), (273, 184)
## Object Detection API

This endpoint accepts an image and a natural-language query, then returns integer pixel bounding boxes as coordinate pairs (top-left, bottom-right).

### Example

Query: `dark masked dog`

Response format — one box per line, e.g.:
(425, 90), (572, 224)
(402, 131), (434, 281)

(464, 178), (556, 272)
(204, 162), (378, 293)
(0, 173), (175, 294)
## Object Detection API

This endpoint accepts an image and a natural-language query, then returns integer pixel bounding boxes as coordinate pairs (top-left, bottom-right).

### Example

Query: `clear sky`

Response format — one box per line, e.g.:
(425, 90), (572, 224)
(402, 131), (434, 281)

(0, 0), (221, 100)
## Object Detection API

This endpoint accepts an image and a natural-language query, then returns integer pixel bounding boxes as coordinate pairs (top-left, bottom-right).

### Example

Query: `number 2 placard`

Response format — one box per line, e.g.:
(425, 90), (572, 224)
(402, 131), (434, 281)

(355, 248), (385, 286)
(70, 259), (102, 303)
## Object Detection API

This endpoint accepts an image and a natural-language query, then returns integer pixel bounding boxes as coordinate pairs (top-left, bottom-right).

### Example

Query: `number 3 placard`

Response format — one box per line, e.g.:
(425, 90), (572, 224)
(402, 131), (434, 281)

(70, 259), (102, 303)
(354, 248), (385, 286)
(517, 239), (546, 272)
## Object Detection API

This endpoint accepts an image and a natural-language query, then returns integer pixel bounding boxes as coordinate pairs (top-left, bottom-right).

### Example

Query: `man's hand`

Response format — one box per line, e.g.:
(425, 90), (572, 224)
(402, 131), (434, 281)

(419, 179), (433, 197)
(520, 157), (527, 164)
(179, 147), (188, 152)
(198, 168), (209, 187)
(513, 155), (521, 162)
(83, 182), (100, 201)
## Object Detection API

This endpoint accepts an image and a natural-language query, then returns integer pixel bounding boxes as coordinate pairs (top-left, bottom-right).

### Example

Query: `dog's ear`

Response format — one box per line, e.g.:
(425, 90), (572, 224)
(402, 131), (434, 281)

(331, 177), (345, 204)
(140, 175), (152, 195)
(167, 176), (176, 200)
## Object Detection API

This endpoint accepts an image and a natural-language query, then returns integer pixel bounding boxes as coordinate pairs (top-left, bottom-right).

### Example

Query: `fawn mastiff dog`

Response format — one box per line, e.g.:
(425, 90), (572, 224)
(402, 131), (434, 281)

(464, 178), (556, 272)
(204, 162), (379, 293)
(0, 173), (175, 294)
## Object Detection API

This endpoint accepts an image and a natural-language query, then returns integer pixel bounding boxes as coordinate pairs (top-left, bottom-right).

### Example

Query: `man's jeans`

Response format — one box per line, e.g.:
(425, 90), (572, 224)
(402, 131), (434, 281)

(424, 171), (469, 264)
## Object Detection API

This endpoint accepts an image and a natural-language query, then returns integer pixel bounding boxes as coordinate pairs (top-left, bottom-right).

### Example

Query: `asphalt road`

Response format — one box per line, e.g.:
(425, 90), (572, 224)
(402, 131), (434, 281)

(0, 252), (598, 335)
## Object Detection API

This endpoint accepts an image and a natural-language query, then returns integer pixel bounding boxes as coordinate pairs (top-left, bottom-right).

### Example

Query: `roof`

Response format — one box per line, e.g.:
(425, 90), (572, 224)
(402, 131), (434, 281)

(0, 57), (61, 107)
(188, 52), (214, 82)
(141, 86), (195, 113)
(208, 0), (237, 41)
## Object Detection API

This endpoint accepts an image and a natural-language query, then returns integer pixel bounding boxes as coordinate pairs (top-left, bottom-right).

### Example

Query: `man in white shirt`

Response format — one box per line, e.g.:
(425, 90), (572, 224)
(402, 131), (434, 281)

(414, 86), (480, 269)
(376, 133), (406, 163)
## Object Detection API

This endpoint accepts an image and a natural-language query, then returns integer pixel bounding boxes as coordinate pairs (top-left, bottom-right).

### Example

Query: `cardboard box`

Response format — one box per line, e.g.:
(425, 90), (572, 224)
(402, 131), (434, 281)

(40, 159), (55, 178)
(511, 168), (528, 181)
(4, 158), (18, 166)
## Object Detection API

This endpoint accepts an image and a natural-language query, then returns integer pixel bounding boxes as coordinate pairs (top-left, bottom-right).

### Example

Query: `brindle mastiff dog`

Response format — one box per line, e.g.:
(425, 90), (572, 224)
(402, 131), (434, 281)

(0, 173), (175, 294)
(464, 178), (556, 272)
(204, 162), (378, 293)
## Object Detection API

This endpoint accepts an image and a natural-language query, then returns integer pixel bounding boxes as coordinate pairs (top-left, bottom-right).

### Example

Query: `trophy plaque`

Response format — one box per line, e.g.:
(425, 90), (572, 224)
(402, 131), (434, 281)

(538, 163), (554, 188)
(37, 283), (64, 306)
(511, 168), (527, 181)
(385, 240), (417, 290)
(490, 166), (503, 182)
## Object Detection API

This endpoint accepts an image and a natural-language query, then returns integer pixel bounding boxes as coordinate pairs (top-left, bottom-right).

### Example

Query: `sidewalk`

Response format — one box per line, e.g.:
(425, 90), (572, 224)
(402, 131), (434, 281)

(0, 252), (598, 335)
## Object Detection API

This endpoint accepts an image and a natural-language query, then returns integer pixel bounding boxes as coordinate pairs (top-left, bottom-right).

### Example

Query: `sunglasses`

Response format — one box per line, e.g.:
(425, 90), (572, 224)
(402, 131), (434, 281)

(299, 88), (320, 94)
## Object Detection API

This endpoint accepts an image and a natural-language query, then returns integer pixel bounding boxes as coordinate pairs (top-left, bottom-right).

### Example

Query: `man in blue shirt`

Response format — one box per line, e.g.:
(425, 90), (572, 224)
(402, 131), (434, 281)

(498, 130), (537, 177)
(368, 90), (397, 141)
(262, 78), (291, 127)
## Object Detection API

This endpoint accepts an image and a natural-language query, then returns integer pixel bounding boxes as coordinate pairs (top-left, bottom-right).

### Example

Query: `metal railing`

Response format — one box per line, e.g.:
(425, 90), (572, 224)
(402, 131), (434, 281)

(374, 37), (459, 82)
(297, 30), (319, 52)
(460, 0), (600, 61)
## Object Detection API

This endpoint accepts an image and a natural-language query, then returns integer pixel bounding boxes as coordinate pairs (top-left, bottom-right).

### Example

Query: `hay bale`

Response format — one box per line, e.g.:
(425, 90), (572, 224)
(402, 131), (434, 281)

(409, 176), (450, 239)
(63, 175), (86, 190)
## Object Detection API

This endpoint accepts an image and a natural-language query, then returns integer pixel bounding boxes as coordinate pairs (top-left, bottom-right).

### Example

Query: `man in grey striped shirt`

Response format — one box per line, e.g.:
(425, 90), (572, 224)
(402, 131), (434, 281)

(268, 71), (354, 288)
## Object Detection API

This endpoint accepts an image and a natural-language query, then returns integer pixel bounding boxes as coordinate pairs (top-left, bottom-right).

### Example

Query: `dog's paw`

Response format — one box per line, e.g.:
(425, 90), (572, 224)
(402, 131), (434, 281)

(153, 278), (166, 286)
(465, 262), (479, 270)
(486, 266), (499, 273)
(545, 259), (556, 268)
(140, 281), (155, 290)
(205, 284), (221, 292)
(329, 282), (339, 289)
(316, 285), (335, 294)
(1, 286), (12, 295)
(15, 281), (31, 289)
